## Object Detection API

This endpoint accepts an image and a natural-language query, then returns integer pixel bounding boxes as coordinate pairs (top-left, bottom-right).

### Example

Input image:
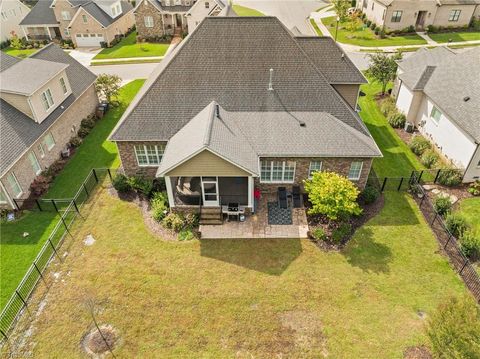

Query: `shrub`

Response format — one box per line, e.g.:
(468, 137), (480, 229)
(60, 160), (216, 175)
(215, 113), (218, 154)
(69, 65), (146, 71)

(370, 22), (376, 30)
(437, 168), (462, 187)
(162, 212), (184, 232)
(312, 227), (327, 241)
(374, 28), (380, 35)
(69, 136), (82, 148)
(331, 223), (352, 243)
(433, 196), (452, 216)
(378, 29), (386, 38)
(467, 180), (480, 196)
(366, 19), (371, 27)
(152, 177), (166, 193)
(409, 136), (431, 156)
(178, 229), (195, 241)
(151, 191), (168, 222)
(80, 117), (96, 130)
(127, 176), (153, 196)
(459, 231), (480, 260)
(30, 176), (50, 196)
(427, 295), (480, 359)
(112, 174), (130, 193)
(45, 159), (64, 177)
(387, 112), (406, 128)
(445, 213), (469, 238)
(77, 126), (90, 138)
(304, 172), (362, 221)
(421, 150), (439, 169)
(360, 186), (380, 204)
(407, 25), (415, 33)
(184, 212), (199, 228)
(380, 97), (396, 116)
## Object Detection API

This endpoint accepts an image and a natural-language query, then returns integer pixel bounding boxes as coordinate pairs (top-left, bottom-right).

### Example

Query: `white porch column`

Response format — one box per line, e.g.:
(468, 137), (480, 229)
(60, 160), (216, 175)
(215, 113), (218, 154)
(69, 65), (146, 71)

(165, 176), (175, 208)
(247, 176), (254, 209)
(162, 13), (165, 34)
(22, 26), (29, 41)
(45, 26), (52, 40)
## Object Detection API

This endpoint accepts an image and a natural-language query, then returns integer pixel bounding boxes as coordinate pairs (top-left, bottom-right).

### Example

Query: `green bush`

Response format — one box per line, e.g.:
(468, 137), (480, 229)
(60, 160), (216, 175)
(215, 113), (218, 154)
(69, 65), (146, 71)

(80, 117), (96, 129)
(459, 231), (480, 260)
(69, 136), (82, 148)
(366, 19), (371, 27)
(445, 213), (469, 238)
(77, 126), (90, 138)
(112, 174), (130, 193)
(360, 186), (380, 204)
(407, 25), (415, 33)
(433, 196), (452, 216)
(331, 223), (352, 244)
(184, 212), (199, 228)
(437, 168), (462, 187)
(178, 229), (195, 241)
(409, 136), (431, 156)
(427, 295), (480, 359)
(127, 176), (153, 196)
(380, 97), (396, 116)
(387, 112), (406, 128)
(370, 22), (376, 30)
(467, 180), (480, 196)
(151, 191), (168, 222)
(162, 212), (185, 232)
(312, 227), (326, 241)
(421, 150), (439, 169)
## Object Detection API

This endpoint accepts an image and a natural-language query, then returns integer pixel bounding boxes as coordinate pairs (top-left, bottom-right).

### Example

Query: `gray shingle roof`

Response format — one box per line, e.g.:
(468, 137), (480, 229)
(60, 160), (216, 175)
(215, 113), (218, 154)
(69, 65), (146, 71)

(0, 52), (20, 72)
(0, 44), (97, 176)
(295, 36), (366, 84)
(136, 0), (192, 13)
(397, 46), (455, 73)
(81, 1), (133, 27)
(19, 0), (58, 25)
(110, 16), (376, 158)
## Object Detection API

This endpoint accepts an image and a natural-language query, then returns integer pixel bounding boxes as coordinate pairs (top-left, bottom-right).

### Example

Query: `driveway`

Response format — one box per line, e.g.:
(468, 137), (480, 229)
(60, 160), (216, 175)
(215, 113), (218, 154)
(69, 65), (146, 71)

(68, 47), (102, 67)
(236, 0), (326, 35)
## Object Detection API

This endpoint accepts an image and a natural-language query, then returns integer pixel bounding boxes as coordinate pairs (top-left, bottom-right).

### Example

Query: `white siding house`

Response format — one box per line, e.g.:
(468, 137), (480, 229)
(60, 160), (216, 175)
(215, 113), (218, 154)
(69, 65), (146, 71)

(0, 0), (30, 42)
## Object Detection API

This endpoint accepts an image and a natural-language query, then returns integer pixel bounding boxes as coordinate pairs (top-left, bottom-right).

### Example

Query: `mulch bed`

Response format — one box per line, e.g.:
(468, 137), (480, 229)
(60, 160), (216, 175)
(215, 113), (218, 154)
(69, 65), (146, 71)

(306, 195), (385, 251)
(81, 324), (118, 355)
(423, 183), (472, 206)
(403, 346), (433, 359)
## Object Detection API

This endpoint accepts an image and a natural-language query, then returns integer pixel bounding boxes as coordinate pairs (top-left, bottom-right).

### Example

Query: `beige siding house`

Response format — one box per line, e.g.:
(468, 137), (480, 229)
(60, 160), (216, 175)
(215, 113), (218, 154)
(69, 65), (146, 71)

(0, 0), (30, 42)
(0, 44), (98, 209)
(357, 0), (480, 31)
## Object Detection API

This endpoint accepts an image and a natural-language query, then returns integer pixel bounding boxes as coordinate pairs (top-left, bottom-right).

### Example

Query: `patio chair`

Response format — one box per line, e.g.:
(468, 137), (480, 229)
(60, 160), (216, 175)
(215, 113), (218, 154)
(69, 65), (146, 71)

(278, 187), (288, 209)
(292, 186), (302, 208)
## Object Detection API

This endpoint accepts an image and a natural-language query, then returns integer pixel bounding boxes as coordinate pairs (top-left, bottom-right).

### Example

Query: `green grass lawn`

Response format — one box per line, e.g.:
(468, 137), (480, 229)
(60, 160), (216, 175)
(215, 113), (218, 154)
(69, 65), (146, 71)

(320, 17), (427, 47)
(0, 80), (144, 310)
(12, 189), (467, 357)
(358, 80), (426, 178)
(429, 31), (480, 43)
(1, 46), (37, 58)
(457, 198), (480, 236)
(93, 32), (170, 60)
(232, 4), (264, 16)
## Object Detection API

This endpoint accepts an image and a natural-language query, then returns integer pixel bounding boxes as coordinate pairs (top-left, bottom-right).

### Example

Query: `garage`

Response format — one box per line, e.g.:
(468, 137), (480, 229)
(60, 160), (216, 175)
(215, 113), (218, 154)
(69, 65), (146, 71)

(75, 33), (104, 47)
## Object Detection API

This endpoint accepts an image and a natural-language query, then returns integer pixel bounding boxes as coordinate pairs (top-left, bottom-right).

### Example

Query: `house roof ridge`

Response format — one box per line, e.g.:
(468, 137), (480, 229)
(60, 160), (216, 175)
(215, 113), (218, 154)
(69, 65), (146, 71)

(203, 101), (217, 146)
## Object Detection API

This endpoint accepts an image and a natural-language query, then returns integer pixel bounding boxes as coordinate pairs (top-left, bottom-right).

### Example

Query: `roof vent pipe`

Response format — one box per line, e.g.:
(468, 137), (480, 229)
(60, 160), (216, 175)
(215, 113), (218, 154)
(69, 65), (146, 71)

(215, 104), (220, 117)
(268, 68), (274, 91)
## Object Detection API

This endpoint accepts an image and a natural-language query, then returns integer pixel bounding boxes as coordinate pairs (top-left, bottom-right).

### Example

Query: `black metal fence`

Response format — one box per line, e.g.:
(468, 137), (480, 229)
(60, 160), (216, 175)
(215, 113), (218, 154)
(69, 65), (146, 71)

(0, 168), (117, 342)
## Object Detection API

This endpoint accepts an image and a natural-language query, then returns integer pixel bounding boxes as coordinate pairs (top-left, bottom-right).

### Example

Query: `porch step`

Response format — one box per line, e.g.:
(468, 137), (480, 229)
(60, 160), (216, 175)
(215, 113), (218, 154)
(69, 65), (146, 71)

(199, 218), (223, 225)
(200, 207), (222, 225)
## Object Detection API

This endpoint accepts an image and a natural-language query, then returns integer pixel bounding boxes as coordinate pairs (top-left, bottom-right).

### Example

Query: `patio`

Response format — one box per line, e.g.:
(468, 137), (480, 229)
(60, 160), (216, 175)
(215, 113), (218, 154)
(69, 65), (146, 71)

(200, 193), (309, 239)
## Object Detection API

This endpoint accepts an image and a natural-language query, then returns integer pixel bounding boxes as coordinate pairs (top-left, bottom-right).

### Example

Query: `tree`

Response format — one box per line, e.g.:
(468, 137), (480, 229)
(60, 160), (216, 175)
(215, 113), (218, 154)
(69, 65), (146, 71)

(331, 0), (351, 22)
(95, 74), (121, 104)
(365, 52), (401, 95)
(426, 295), (480, 358)
(304, 172), (362, 221)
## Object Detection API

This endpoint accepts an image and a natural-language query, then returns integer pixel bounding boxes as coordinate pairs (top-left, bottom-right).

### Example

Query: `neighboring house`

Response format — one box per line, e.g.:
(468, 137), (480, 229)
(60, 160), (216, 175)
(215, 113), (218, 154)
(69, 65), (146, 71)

(134, 0), (191, 39)
(109, 17), (381, 217)
(185, 0), (237, 33)
(394, 46), (480, 182)
(356, 0), (480, 31)
(0, 0), (30, 42)
(19, 0), (134, 47)
(0, 44), (98, 209)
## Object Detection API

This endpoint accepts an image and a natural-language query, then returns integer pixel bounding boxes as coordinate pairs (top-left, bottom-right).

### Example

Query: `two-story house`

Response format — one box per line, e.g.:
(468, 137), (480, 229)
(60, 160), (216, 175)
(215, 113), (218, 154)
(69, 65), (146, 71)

(0, 0), (30, 42)
(19, 0), (134, 47)
(0, 44), (98, 209)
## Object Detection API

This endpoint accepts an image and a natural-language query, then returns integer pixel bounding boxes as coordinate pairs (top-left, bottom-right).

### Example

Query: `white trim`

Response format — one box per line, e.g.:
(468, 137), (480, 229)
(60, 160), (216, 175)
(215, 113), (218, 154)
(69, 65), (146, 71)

(7, 172), (23, 199)
(201, 176), (219, 207)
(68, 8), (105, 29)
(308, 160), (322, 179)
(259, 160), (296, 184)
(164, 175), (175, 208)
(134, 144), (164, 167)
(348, 161), (363, 181)
(247, 176), (253, 208)
(0, 180), (15, 208)
(44, 132), (56, 151)
(28, 151), (42, 175)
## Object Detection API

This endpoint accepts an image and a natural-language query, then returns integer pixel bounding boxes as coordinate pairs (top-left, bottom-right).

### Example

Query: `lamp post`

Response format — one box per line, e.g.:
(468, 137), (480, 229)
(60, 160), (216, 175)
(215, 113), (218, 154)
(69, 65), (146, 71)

(335, 16), (340, 42)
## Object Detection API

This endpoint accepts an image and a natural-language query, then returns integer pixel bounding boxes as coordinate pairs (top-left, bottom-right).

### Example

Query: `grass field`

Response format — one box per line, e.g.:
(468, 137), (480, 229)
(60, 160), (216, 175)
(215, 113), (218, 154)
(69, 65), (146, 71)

(93, 32), (169, 60)
(90, 59), (161, 66)
(320, 17), (426, 47)
(429, 31), (480, 43)
(358, 80), (426, 178)
(1, 46), (37, 58)
(0, 80), (145, 310)
(10, 188), (466, 357)
(457, 198), (480, 236)
(232, 4), (264, 16)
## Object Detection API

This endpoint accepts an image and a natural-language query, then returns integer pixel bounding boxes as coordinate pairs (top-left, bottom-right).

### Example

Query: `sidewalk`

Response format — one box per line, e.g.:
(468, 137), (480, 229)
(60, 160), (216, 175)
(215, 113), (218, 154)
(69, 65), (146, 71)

(91, 55), (165, 63)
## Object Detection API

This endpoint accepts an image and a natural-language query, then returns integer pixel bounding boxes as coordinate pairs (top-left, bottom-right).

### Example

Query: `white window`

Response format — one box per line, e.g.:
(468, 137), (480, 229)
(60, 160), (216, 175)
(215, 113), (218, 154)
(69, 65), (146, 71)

(308, 161), (322, 178)
(41, 89), (54, 111)
(28, 152), (41, 175)
(61, 10), (71, 20)
(7, 173), (22, 198)
(144, 16), (154, 28)
(37, 143), (45, 158)
(64, 27), (70, 36)
(391, 10), (402, 22)
(348, 161), (363, 181)
(1, 11), (7, 20)
(430, 106), (442, 124)
(0, 190), (7, 204)
(134, 145), (164, 166)
(43, 132), (55, 151)
(449, 9), (461, 22)
(260, 160), (296, 183)
(205, 1), (209, 8)
(60, 77), (68, 94)
(82, 14), (88, 23)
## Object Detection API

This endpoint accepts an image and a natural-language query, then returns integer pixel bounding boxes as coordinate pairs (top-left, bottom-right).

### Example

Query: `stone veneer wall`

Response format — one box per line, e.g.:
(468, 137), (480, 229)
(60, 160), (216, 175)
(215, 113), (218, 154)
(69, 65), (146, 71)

(135, 0), (166, 38)
(116, 141), (168, 177)
(254, 157), (373, 193)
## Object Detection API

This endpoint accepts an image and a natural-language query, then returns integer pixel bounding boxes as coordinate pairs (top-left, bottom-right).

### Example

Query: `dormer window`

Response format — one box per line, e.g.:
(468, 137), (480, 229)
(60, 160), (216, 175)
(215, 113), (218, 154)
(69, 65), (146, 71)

(60, 77), (68, 94)
(116, 4), (121, 14)
(41, 89), (54, 111)
(61, 10), (71, 20)
(112, 6), (117, 16)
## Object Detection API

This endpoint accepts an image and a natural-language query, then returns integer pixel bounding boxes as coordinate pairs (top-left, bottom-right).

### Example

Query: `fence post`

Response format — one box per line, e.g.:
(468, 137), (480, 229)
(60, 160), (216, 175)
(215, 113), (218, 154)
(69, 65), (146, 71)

(60, 214), (72, 237)
(33, 262), (48, 287)
(51, 199), (59, 214)
(417, 170), (424, 183)
(48, 238), (62, 262)
(444, 232), (453, 249)
(15, 290), (31, 317)
(35, 199), (42, 211)
(83, 183), (89, 197)
(434, 169), (441, 184)
(431, 212), (438, 225)
(381, 178), (387, 192)
(397, 177), (404, 191)
(12, 198), (20, 210)
(409, 171), (415, 184)
(107, 168), (113, 181)
(420, 190), (426, 206)
(0, 329), (8, 341)
(460, 259), (468, 274)
(92, 169), (99, 183)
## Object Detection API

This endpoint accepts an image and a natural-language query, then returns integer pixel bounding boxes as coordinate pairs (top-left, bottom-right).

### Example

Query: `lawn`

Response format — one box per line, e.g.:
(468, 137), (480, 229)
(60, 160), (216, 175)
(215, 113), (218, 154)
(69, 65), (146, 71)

(429, 31), (480, 43)
(0, 80), (144, 310)
(93, 32), (170, 60)
(358, 80), (426, 178)
(457, 198), (480, 236)
(1, 46), (37, 58)
(10, 188), (467, 358)
(232, 4), (264, 16)
(320, 16), (427, 47)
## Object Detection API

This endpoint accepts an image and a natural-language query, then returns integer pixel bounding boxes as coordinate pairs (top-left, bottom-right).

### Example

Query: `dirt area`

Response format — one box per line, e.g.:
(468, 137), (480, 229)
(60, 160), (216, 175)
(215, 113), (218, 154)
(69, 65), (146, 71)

(81, 324), (119, 356)
(403, 345), (433, 359)
(422, 183), (472, 207)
